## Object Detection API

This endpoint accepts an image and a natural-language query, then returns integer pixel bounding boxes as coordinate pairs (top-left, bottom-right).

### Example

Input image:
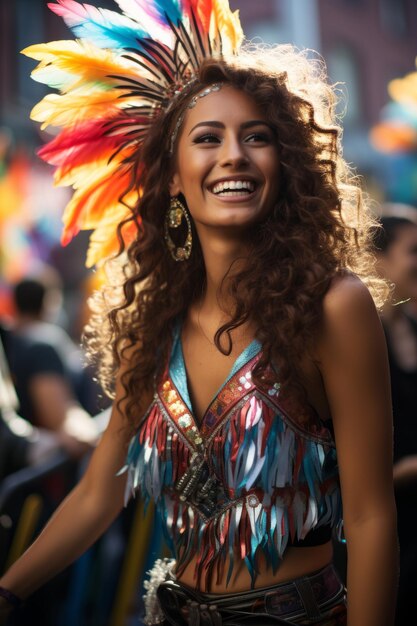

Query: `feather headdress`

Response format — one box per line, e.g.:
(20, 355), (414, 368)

(22, 0), (244, 266)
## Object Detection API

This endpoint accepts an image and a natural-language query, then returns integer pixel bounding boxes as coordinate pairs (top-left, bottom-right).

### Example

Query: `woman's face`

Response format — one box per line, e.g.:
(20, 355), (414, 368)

(169, 85), (280, 234)
(378, 224), (417, 301)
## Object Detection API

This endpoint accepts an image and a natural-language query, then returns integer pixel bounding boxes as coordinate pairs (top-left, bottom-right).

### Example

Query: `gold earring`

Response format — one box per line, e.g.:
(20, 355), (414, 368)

(164, 196), (192, 261)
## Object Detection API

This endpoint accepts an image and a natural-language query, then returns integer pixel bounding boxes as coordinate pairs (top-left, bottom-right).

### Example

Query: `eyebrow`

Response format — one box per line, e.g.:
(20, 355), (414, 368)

(188, 120), (273, 135)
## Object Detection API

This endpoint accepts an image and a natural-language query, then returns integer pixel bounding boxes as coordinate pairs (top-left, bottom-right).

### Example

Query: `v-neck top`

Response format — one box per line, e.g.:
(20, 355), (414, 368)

(121, 325), (342, 586)
(170, 322), (262, 426)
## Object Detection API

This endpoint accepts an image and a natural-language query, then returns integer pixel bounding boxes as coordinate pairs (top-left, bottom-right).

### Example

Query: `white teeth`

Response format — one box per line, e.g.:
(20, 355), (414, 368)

(212, 180), (255, 194)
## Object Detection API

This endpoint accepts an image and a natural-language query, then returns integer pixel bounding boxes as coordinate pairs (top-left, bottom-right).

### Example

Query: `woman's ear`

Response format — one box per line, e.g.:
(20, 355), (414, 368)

(169, 172), (182, 197)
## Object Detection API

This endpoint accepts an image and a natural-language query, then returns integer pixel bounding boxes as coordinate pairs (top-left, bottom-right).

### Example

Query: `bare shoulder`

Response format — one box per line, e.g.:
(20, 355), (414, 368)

(316, 273), (386, 366)
(322, 273), (377, 320)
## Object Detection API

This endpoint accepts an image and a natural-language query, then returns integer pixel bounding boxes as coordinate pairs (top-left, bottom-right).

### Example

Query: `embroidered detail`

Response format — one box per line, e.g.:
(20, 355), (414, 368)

(159, 379), (203, 450)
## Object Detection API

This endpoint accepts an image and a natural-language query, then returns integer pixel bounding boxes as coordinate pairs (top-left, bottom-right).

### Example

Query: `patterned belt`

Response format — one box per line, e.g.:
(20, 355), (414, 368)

(156, 563), (346, 625)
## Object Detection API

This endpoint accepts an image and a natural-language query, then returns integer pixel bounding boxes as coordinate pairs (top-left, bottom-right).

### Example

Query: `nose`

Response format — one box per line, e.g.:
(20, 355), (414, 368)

(218, 134), (249, 168)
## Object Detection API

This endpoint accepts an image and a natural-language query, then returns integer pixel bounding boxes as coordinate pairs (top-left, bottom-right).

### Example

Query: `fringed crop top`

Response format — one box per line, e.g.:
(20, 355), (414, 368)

(121, 325), (342, 586)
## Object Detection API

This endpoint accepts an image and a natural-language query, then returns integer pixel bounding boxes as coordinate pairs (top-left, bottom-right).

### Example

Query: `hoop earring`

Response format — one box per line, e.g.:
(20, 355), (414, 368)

(164, 196), (192, 261)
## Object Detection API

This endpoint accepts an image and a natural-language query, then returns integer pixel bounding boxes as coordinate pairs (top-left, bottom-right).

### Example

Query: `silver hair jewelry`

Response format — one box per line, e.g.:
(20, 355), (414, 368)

(169, 83), (223, 154)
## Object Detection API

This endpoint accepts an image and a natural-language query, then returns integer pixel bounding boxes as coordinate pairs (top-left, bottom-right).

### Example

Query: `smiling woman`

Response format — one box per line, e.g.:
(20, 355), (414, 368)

(170, 85), (280, 231)
(0, 2), (398, 626)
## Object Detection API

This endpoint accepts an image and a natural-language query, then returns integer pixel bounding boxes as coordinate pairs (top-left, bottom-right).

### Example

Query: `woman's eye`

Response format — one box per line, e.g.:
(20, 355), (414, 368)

(245, 132), (270, 143)
(193, 133), (221, 144)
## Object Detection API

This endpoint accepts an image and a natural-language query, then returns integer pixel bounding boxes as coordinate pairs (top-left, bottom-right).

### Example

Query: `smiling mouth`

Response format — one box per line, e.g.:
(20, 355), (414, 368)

(209, 179), (257, 197)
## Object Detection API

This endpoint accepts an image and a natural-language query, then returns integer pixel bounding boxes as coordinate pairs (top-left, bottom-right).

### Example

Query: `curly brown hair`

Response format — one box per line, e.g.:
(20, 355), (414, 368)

(85, 44), (388, 428)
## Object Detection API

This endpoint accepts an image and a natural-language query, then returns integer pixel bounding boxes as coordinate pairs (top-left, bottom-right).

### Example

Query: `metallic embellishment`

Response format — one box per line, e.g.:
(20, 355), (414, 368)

(174, 451), (230, 517)
(175, 451), (206, 502)
(178, 414), (192, 428)
(159, 378), (202, 450)
(124, 335), (341, 587)
(169, 83), (223, 154)
(268, 382), (281, 397)
(164, 196), (192, 262)
(124, 384), (341, 588)
(247, 494), (260, 508)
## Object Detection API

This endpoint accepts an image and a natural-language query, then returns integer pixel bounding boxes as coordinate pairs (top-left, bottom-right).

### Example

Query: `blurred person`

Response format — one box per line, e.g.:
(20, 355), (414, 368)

(373, 214), (417, 626)
(0, 327), (97, 471)
(378, 204), (417, 295)
(0, 309), (113, 626)
(0, 335), (88, 626)
(377, 204), (417, 320)
(0, 407), (72, 480)
(0, 336), (61, 479)
(2, 268), (99, 451)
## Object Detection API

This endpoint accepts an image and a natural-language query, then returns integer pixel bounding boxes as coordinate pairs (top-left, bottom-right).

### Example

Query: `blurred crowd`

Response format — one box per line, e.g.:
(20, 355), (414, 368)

(1, 264), (110, 476)
(371, 204), (417, 626)
(1, 202), (417, 625)
(0, 264), (119, 625)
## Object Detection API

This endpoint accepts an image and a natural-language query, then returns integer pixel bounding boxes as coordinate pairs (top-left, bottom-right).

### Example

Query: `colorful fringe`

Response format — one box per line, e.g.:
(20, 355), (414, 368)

(119, 352), (342, 587)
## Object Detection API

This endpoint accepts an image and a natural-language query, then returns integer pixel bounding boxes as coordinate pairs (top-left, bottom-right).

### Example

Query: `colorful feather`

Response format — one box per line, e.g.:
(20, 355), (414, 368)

(30, 90), (127, 130)
(24, 0), (244, 266)
(38, 119), (123, 167)
(23, 40), (144, 91)
(212, 0), (243, 52)
(48, 0), (147, 49)
(115, 0), (182, 28)
(61, 165), (134, 240)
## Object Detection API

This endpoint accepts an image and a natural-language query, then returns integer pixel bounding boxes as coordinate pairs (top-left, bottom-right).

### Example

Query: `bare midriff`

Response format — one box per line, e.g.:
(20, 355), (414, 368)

(176, 540), (334, 593)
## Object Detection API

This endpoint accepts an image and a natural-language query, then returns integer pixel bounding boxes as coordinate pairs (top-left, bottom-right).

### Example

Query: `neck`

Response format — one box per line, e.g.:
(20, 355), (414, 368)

(195, 226), (250, 315)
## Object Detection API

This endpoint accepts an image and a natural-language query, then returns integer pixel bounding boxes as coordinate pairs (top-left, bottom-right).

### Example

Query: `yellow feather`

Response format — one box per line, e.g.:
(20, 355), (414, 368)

(54, 156), (122, 187)
(30, 90), (139, 130)
(23, 40), (145, 92)
(86, 202), (138, 268)
(211, 0), (244, 53)
(61, 167), (136, 230)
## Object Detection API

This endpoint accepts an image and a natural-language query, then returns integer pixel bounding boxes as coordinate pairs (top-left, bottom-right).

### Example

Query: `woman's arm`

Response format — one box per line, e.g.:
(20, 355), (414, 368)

(0, 410), (127, 599)
(317, 275), (398, 626)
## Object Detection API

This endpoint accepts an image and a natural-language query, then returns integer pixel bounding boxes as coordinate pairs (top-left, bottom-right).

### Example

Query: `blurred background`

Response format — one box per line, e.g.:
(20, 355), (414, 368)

(0, 1), (416, 625)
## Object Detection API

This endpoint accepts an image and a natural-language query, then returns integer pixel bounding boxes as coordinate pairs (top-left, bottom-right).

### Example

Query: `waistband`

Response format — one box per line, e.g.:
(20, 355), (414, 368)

(155, 563), (346, 625)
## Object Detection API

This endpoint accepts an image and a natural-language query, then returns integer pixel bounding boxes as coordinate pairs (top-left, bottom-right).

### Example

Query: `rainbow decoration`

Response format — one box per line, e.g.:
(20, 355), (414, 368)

(22, 0), (244, 267)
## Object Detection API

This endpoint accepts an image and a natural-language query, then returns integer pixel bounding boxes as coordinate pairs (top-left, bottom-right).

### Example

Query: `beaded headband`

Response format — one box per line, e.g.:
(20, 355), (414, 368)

(22, 1), (244, 267)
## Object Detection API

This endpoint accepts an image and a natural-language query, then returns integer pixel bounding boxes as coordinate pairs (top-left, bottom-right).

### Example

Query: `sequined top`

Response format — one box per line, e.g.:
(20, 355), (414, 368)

(121, 325), (342, 586)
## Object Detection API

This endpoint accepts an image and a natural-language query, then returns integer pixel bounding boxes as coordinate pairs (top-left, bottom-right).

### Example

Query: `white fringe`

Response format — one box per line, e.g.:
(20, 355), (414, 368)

(143, 558), (176, 625)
